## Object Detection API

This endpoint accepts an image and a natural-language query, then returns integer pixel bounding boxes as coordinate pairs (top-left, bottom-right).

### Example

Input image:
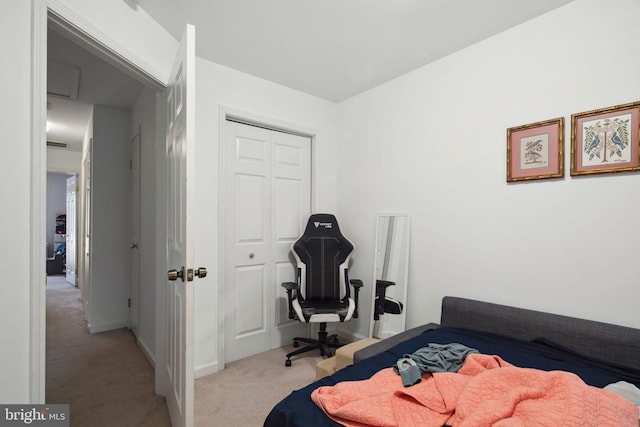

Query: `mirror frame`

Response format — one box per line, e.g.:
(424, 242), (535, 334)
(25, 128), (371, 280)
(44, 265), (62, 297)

(368, 213), (411, 338)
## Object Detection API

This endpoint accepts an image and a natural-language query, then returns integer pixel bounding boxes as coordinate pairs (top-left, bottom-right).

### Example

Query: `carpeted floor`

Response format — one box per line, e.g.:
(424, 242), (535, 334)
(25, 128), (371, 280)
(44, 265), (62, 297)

(46, 275), (324, 426)
(195, 344), (323, 426)
(46, 276), (171, 427)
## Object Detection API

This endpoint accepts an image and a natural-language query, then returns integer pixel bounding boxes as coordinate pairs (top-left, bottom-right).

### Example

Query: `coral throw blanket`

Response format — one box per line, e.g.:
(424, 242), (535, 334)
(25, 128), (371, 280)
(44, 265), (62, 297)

(311, 354), (639, 426)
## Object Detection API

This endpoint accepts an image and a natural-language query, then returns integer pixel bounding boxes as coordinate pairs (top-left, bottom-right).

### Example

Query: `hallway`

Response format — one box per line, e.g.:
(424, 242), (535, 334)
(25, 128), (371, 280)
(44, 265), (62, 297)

(46, 276), (170, 426)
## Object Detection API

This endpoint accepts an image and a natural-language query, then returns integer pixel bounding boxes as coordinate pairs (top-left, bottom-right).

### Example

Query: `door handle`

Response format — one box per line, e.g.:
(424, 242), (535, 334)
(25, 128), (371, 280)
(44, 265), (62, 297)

(194, 267), (207, 279)
(168, 266), (185, 281)
(131, 242), (138, 249)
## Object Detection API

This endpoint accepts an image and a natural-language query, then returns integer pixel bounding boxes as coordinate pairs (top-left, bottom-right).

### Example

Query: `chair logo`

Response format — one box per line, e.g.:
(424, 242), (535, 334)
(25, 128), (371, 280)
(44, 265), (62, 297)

(314, 221), (332, 229)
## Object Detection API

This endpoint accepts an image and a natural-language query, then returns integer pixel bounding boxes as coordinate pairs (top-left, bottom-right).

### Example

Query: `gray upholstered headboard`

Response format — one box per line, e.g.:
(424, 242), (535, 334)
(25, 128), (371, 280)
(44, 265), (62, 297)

(355, 296), (640, 371)
(440, 296), (640, 370)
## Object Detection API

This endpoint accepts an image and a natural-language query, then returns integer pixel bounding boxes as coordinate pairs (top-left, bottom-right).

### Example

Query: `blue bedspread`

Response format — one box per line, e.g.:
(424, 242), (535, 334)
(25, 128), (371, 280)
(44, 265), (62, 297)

(263, 327), (640, 427)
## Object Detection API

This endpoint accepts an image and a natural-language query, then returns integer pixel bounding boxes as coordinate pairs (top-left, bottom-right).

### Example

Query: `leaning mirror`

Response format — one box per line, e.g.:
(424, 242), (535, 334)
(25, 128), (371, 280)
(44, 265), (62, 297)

(369, 214), (411, 339)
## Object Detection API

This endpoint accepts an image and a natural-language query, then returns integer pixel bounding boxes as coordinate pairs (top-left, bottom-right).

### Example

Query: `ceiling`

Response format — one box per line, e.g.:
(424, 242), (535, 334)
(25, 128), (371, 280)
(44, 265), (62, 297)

(47, 0), (574, 150)
(134, 0), (574, 102)
(47, 28), (145, 151)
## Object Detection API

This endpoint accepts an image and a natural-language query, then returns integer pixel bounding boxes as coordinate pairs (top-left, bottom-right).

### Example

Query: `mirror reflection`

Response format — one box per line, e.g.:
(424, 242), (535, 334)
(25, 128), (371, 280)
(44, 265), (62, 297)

(369, 214), (410, 338)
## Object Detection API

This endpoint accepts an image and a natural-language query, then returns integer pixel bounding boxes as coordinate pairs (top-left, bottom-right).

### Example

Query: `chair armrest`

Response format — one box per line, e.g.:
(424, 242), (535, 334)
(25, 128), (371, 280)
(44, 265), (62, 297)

(374, 280), (396, 320)
(350, 279), (363, 289)
(349, 279), (364, 318)
(281, 281), (299, 319)
(281, 282), (298, 291)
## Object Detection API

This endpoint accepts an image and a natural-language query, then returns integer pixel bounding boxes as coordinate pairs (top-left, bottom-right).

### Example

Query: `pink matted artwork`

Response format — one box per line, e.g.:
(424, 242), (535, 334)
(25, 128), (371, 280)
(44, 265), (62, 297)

(571, 102), (640, 176)
(507, 117), (564, 182)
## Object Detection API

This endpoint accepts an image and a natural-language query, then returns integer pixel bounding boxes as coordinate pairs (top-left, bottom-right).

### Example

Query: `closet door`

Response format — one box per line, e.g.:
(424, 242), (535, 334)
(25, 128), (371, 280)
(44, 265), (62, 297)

(223, 120), (311, 364)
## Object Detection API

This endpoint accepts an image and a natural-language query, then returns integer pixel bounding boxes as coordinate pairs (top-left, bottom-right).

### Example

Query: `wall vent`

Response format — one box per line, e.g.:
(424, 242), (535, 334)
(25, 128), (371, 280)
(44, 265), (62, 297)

(47, 61), (80, 100)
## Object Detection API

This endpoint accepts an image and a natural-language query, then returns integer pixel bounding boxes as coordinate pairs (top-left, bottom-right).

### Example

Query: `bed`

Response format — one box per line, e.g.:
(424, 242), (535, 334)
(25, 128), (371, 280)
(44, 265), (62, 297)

(264, 296), (640, 426)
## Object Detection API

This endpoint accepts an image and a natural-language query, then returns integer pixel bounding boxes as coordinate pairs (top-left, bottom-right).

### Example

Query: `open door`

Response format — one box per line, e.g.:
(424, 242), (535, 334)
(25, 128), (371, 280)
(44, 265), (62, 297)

(157, 24), (198, 427)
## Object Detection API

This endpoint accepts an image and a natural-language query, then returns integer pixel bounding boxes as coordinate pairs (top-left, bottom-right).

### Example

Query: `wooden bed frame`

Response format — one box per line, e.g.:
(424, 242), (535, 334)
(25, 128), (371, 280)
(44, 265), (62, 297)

(355, 296), (640, 371)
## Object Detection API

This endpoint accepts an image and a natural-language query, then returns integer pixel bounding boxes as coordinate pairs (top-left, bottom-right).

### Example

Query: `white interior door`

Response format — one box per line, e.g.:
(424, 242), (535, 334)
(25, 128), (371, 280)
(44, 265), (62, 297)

(157, 24), (196, 427)
(81, 143), (92, 322)
(224, 120), (311, 364)
(65, 175), (76, 286)
(129, 129), (141, 335)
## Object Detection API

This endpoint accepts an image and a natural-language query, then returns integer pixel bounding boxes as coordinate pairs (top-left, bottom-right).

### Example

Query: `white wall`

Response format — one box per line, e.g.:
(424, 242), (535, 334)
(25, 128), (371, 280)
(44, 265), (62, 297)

(193, 58), (339, 375)
(337, 0), (640, 338)
(131, 86), (159, 362)
(0, 0), (35, 403)
(87, 105), (132, 332)
(47, 148), (82, 174)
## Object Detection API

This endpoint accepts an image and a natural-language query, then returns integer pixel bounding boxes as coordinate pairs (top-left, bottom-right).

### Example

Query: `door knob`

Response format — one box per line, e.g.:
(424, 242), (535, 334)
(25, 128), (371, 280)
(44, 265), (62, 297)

(249, 253), (255, 259)
(130, 242), (138, 249)
(168, 267), (185, 281)
(194, 267), (207, 278)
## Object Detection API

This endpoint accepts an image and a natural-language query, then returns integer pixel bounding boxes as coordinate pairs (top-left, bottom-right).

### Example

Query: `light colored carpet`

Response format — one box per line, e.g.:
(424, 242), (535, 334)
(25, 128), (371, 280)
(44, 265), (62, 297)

(46, 275), (324, 426)
(195, 345), (323, 426)
(45, 276), (171, 427)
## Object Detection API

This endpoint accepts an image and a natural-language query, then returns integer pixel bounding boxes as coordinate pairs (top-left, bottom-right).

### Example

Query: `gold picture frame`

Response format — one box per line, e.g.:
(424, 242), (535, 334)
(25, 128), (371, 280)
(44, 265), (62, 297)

(571, 101), (640, 176)
(507, 117), (564, 182)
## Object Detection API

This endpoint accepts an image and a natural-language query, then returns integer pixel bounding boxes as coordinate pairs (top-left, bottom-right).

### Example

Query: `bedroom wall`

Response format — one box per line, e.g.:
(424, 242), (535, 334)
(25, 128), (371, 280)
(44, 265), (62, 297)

(337, 0), (640, 338)
(0, 0), (35, 403)
(193, 58), (339, 375)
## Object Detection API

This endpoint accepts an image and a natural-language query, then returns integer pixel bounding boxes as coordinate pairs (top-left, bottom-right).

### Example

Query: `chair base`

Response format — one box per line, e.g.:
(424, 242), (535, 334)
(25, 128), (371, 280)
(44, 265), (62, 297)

(285, 323), (342, 366)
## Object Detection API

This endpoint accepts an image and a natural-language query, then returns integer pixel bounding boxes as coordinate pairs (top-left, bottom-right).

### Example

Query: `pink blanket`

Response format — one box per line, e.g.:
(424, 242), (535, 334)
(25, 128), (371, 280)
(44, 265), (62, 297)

(311, 354), (639, 426)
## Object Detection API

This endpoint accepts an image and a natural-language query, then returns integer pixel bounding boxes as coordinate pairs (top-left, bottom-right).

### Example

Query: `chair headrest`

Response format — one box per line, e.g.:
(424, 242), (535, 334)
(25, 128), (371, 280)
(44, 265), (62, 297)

(302, 213), (343, 239)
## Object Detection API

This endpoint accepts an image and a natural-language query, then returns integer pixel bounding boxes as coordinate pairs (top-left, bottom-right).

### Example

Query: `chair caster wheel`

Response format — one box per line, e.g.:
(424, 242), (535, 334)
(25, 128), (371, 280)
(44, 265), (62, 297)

(285, 359), (292, 367)
(293, 341), (299, 348)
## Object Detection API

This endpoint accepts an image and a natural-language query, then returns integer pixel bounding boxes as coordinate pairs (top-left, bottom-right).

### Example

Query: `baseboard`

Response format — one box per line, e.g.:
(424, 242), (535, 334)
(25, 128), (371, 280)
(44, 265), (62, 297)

(336, 327), (367, 343)
(137, 336), (156, 368)
(86, 320), (129, 334)
(195, 360), (220, 379)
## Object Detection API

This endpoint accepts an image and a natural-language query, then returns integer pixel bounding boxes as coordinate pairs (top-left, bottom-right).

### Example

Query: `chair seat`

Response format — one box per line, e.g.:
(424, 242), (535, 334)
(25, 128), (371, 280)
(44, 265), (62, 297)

(294, 298), (354, 323)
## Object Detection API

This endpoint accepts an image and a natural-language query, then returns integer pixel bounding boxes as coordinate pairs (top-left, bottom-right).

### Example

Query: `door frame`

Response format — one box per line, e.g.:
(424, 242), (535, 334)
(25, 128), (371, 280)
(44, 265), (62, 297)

(217, 106), (317, 369)
(30, 0), (166, 402)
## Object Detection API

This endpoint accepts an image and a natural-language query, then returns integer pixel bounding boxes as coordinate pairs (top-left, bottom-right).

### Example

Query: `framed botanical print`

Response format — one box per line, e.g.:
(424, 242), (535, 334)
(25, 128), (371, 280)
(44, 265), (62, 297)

(507, 117), (564, 182)
(571, 102), (640, 176)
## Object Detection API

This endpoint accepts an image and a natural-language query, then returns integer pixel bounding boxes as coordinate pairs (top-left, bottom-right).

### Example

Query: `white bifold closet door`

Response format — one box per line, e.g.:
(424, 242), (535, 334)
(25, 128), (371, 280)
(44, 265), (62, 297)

(223, 120), (311, 364)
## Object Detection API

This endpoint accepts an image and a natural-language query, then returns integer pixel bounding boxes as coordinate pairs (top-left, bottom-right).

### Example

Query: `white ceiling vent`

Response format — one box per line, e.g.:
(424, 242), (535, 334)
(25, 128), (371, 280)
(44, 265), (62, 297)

(48, 61), (80, 100)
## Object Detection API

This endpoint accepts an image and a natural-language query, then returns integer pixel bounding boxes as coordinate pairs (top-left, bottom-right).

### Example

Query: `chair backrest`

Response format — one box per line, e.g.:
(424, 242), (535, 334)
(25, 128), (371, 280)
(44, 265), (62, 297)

(292, 214), (354, 301)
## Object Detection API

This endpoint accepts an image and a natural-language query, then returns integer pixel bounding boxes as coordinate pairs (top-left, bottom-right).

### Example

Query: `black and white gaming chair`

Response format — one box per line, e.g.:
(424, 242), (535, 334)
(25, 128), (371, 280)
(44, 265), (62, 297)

(281, 214), (363, 366)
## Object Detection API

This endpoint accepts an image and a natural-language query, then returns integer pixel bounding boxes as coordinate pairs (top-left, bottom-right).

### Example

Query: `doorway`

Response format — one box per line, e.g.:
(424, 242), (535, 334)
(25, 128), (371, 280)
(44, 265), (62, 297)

(222, 119), (312, 364)
(42, 8), (163, 408)
(45, 172), (74, 278)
